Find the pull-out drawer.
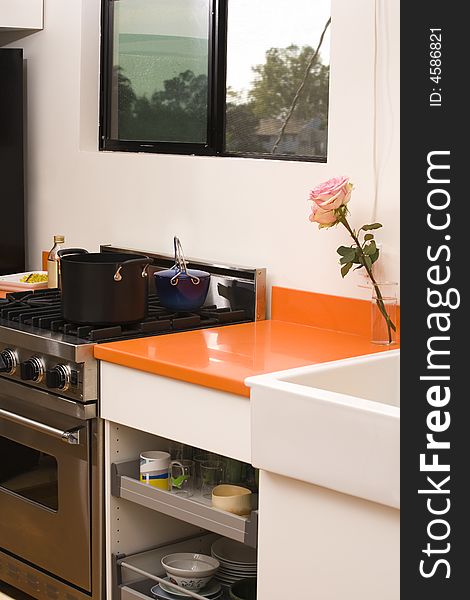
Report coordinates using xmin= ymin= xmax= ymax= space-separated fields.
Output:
xmin=115 ymin=534 xmax=233 ymax=600
xmin=112 ymin=460 xmax=258 ymax=548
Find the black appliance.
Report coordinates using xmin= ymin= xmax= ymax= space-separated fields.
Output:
xmin=0 ymin=48 xmax=25 ymax=275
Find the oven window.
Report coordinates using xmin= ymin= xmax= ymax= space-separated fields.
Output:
xmin=0 ymin=436 xmax=58 ymax=511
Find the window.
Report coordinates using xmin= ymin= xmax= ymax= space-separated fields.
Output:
xmin=100 ymin=0 xmax=331 ymax=161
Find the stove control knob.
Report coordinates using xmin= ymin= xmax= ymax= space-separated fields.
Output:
xmin=0 ymin=349 xmax=18 ymax=374
xmin=20 ymin=357 xmax=45 ymax=382
xmin=46 ymin=364 xmax=71 ymax=390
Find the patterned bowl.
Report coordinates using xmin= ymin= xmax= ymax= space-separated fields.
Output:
xmin=161 ymin=553 xmax=220 ymax=591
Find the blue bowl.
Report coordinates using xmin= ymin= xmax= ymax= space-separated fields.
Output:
xmin=155 ymin=268 xmax=211 ymax=312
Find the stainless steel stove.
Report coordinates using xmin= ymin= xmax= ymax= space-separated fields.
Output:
xmin=0 ymin=245 xmax=265 ymax=600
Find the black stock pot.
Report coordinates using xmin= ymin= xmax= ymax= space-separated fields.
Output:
xmin=57 ymin=249 xmax=150 ymax=325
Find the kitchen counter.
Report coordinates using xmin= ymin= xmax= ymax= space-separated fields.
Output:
xmin=97 ymin=288 xmax=398 ymax=459
xmin=94 ymin=320 xmax=388 ymax=397
xmin=97 ymin=288 xmax=400 ymax=600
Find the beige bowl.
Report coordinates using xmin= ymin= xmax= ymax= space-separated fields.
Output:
xmin=212 ymin=485 xmax=252 ymax=516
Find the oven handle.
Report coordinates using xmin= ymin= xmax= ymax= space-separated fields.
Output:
xmin=0 ymin=407 xmax=83 ymax=444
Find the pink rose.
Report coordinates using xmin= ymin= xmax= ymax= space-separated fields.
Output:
xmin=309 ymin=176 xmax=353 ymax=227
xmin=308 ymin=205 xmax=338 ymax=225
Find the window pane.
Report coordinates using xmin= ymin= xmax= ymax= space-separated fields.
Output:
xmin=225 ymin=0 xmax=331 ymax=159
xmin=110 ymin=0 xmax=210 ymax=143
xmin=0 ymin=436 xmax=58 ymax=511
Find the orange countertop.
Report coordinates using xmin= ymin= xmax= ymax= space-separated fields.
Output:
xmin=94 ymin=315 xmax=394 ymax=397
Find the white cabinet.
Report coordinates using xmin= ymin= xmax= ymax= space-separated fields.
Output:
xmin=0 ymin=0 xmax=43 ymax=30
xmin=249 ymin=355 xmax=400 ymax=599
xmin=100 ymin=362 xmax=259 ymax=600
xmin=104 ymin=420 xmax=259 ymax=600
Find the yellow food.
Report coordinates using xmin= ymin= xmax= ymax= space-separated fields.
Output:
xmin=20 ymin=273 xmax=48 ymax=283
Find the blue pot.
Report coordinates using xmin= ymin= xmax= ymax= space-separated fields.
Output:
xmin=155 ymin=268 xmax=211 ymax=312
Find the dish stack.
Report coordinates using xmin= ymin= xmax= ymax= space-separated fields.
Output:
xmin=211 ymin=539 xmax=257 ymax=586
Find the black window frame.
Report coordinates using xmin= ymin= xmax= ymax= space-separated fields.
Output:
xmin=99 ymin=0 xmax=328 ymax=163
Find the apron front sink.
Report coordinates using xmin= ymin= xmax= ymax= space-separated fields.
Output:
xmin=247 ymin=350 xmax=400 ymax=508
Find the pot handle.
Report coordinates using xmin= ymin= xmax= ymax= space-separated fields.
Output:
xmin=171 ymin=237 xmax=200 ymax=286
xmin=57 ymin=248 xmax=89 ymax=258
xmin=114 ymin=256 xmax=151 ymax=282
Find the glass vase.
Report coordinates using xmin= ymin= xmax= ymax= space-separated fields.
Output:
xmin=370 ymin=282 xmax=398 ymax=345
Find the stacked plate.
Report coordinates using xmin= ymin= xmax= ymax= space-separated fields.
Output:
xmin=151 ymin=578 xmax=223 ymax=600
xmin=211 ymin=538 xmax=257 ymax=586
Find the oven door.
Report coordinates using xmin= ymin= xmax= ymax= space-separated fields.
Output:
xmin=0 ymin=379 xmax=92 ymax=592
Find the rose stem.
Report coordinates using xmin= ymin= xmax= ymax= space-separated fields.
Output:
xmin=339 ymin=215 xmax=396 ymax=344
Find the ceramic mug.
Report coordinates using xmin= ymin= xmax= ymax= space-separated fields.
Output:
xmin=140 ymin=451 xmax=171 ymax=490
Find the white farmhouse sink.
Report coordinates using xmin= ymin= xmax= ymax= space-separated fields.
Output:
xmin=246 ymin=350 xmax=400 ymax=508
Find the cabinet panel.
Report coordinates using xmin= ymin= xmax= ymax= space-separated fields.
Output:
xmin=0 ymin=0 xmax=43 ymax=30
xmin=101 ymin=363 xmax=251 ymax=463
xmin=257 ymin=470 xmax=399 ymax=600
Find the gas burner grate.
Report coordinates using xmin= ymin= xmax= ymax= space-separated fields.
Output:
xmin=0 ymin=289 xmax=248 ymax=343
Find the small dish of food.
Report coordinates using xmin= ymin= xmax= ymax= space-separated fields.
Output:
xmin=0 ymin=271 xmax=48 ymax=290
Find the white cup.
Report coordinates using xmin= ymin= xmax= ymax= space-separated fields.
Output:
xmin=140 ymin=451 xmax=171 ymax=490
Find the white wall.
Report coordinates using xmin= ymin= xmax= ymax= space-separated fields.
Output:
xmin=4 ymin=0 xmax=399 ymax=303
